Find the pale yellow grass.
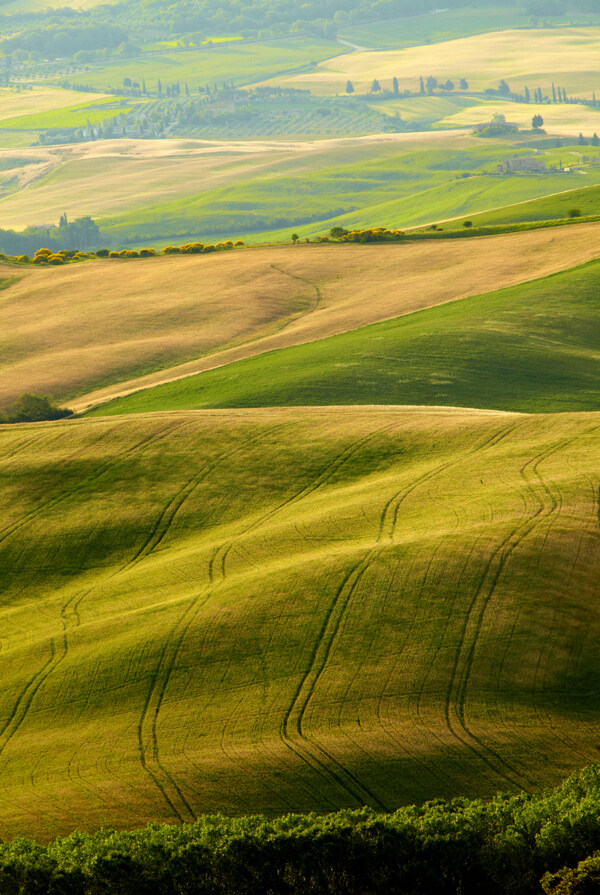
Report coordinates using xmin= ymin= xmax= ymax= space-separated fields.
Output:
xmin=0 ymin=131 xmax=468 ymax=229
xmin=2 ymin=221 xmax=600 ymax=411
xmin=0 ymin=86 xmax=111 ymax=122
xmin=440 ymin=98 xmax=600 ymax=135
xmin=257 ymin=28 xmax=600 ymax=97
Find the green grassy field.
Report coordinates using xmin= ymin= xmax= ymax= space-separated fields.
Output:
xmin=339 ymin=6 xmax=579 ymax=48
xmin=90 ymin=257 xmax=600 ymax=416
xmin=59 ymin=39 xmax=343 ymax=94
xmin=0 ymin=407 xmax=599 ymax=839
xmin=0 ymin=97 xmax=135 ymax=131
xmin=444 ymin=182 xmax=600 ymax=229
xmin=97 ymin=140 xmax=600 ymax=246
xmin=9 ymin=223 xmax=600 ymax=411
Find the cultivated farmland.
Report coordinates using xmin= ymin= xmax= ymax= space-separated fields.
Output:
xmin=94 ymin=254 xmax=600 ymax=416
xmin=0 ymin=407 xmax=598 ymax=840
xmin=2 ymin=223 xmax=600 ymax=409
xmin=257 ymin=27 xmax=600 ymax=97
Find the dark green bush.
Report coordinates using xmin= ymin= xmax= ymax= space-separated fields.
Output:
xmin=0 ymin=767 xmax=599 ymax=894
xmin=0 ymin=394 xmax=72 ymax=424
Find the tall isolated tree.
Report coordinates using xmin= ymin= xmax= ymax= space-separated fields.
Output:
xmin=419 ymin=75 xmax=425 ymax=94
xmin=345 ymin=79 xmax=354 ymax=94
xmin=524 ymin=85 xmax=531 ymax=102
xmin=552 ymin=82 xmax=557 ymax=102
xmin=370 ymin=78 xmax=381 ymax=92
xmin=459 ymin=78 xmax=468 ymax=90
xmin=392 ymin=76 xmax=399 ymax=94
xmin=532 ymin=113 xmax=544 ymax=128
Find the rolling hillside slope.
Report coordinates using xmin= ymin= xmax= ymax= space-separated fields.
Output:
xmin=92 ymin=256 xmax=600 ymax=416
xmin=2 ymin=222 xmax=600 ymax=411
xmin=0 ymin=407 xmax=599 ymax=840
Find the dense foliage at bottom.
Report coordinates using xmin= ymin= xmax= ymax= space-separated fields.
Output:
xmin=2 ymin=766 xmax=600 ymax=894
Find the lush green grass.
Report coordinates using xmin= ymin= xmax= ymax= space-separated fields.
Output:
xmin=0 ymin=97 xmax=135 ymax=131
xmin=0 ymin=407 xmax=599 ymax=839
xmin=99 ymin=140 xmax=600 ymax=245
xmin=91 ymin=258 xmax=600 ymax=416
xmin=59 ymin=39 xmax=344 ymax=93
xmin=444 ymin=182 xmax=600 ymax=229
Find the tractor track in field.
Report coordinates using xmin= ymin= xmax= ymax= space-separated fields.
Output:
xmin=142 ymin=424 xmax=396 ymax=816
xmin=3 ymin=421 xmax=289 ymax=823
xmin=528 ymin=452 xmax=600 ymax=764
xmin=269 ymin=265 xmax=322 ymax=317
xmin=208 ymin=422 xmax=394 ymax=584
xmin=442 ymin=430 xmax=596 ymax=791
xmin=0 ymin=420 xmax=181 ymax=552
xmin=135 ymin=423 xmax=291 ymax=822
xmin=280 ymin=420 xmax=521 ymax=809
xmin=0 ymin=421 xmax=188 ymax=770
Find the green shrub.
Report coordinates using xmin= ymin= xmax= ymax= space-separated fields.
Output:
xmin=0 ymin=394 xmax=72 ymax=424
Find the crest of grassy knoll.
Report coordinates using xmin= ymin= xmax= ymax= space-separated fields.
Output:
xmin=0 ymin=408 xmax=598 ymax=838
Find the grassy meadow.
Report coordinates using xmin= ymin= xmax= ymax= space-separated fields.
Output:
xmin=2 ymin=224 xmax=600 ymax=410
xmin=339 ymin=6 xmax=600 ymax=48
xmin=0 ymin=407 xmax=599 ymax=839
xmin=96 ymin=139 xmax=600 ymax=247
xmin=90 ymin=255 xmax=600 ymax=416
xmin=61 ymin=39 xmax=344 ymax=94
xmin=2 ymin=131 xmax=600 ymax=246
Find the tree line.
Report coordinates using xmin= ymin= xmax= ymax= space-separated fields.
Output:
xmin=0 ymin=765 xmax=598 ymax=893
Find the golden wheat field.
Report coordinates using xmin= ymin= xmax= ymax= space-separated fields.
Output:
xmin=258 ymin=27 xmax=600 ymax=97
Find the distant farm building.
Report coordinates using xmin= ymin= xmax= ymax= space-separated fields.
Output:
xmin=499 ymin=157 xmax=546 ymax=174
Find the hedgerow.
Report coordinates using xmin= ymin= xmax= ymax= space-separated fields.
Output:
xmin=0 ymin=767 xmax=599 ymax=894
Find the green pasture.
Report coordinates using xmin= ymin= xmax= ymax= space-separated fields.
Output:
xmin=340 ymin=6 xmax=535 ymax=48
xmin=444 ymin=181 xmax=600 ymax=228
xmin=99 ymin=143 xmax=600 ymax=246
xmin=0 ymin=97 xmax=134 ymax=131
xmin=60 ymin=39 xmax=344 ymax=93
xmin=0 ymin=408 xmax=599 ymax=838
xmin=92 ymin=257 xmax=600 ymax=416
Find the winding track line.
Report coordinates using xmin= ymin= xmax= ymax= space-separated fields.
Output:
xmin=142 ymin=425 xmax=396 ymax=814
xmin=280 ymin=420 xmax=521 ymax=808
xmin=0 ymin=420 xmax=179 ymax=551
xmin=136 ymin=423 xmax=293 ymax=821
xmin=442 ymin=432 xmax=591 ymax=790
xmin=208 ymin=423 xmax=394 ymax=584
xmin=0 ymin=421 xmax=188 ymax=777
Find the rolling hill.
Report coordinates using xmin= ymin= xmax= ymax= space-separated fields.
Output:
xmin=2 ymin=223 xmax=600 ymax=412
xmin=88 ymin=252 xmax=600 ymax=417
xmin=0 ymin=407 xmax=599 ymax=840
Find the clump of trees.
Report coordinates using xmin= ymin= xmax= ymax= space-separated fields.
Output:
xmin=328 ymin=226 xmax=405 ymax=242
xmin=0 ymin=394 xmax=72 ymax=424
xmin=0 ymin=766 xmax=599 ymax=893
